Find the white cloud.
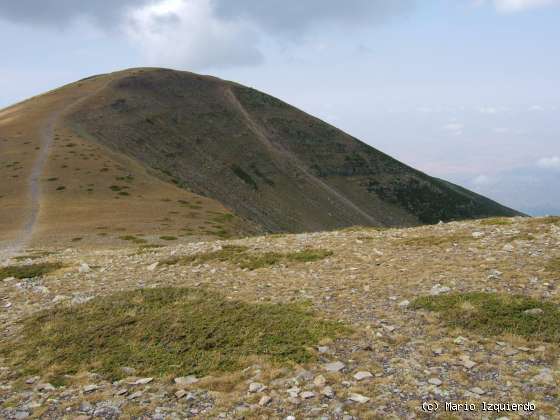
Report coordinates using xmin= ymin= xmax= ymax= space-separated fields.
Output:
xmin=443 ymin=123 xmax=464 ymax=136
xmin=493 ymin=127 xmax=510 ymax=133
xmin=472 ymin=174 xmax=492 ymax=185
xmin=537 ymin=156 xmax=560 ymax=170
xmin=479 ymin=106 xmax=497 ymax=114
xmin=529 ymin=105 xmax=545 ymax=111
xmin=124 ymin=0 xmax=262 ymax=69
xmin=475 ymin=0 xmax=560 ymax=12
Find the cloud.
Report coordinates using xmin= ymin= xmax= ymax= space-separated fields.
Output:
xmin=124 ymin=0 xmax=262 ymax=69
xmin=0 ymin=0 xmax=415 ymax=69
xmin=212 ymin=0 xmax=415 ymax=37
xmin=0 ymin=0 xmax=153 ymax=27
xmin=479 ymin=106 xmax=498 ymax=114
xmin=472 ymin=174 xmax=493 ymax=186
xmin=493 ymin=127 xmax=510 ymax=133
xmin=476 ymin=0 xmax=560 ymax=13
xmin=537 ymin=156 xmax=560 ymax=170
xmin=494 ymin=0 xmax=559 ymax=12
xmin=443 ymin=123 xmax=464 ymax=136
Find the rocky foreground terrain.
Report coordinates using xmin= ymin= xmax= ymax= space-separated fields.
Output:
xmin=1 ymin=216 xmax=559 ymax=419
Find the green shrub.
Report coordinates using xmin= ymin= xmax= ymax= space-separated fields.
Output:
xmin=412 ymin=292 xmax=560 ymax=342
xmin=0 ymin=262 xmax=63 ymax=279
xmin=2 ymin=288 xmax=344 ymax=379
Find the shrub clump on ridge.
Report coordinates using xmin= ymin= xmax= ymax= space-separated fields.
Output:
xmin=2 ymin=288 xmax=344 ymax=380
xmin=0 ymin=262 xmax=63 ymax=280
xmin=412 ymin=292 xmax=560 ymax=342
xmin=161 ymin=245 xmax=333 ymax=270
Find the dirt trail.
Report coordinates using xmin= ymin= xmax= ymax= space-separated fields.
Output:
xmin=224 ymin=88 xmax=379 ymax=225
xmin=3 ymin=83 xmax=109 ymax=261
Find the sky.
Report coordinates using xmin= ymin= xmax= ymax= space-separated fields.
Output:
xmin=0 ymin=0 xmax=559 ymax=215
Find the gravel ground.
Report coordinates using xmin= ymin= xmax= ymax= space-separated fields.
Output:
xmin=1 ymin=216 xmax=559 ymax=419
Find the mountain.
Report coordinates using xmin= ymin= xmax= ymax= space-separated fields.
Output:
xmin=0 ymin=67 xmax=521 ymax=250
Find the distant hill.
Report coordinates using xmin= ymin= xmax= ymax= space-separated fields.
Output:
xmin=0 ymin=67 xmax=521 ymax=249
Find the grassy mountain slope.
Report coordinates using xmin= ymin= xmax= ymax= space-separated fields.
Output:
xmin=0 ymin=72 xmax=257 ymax=250
xmin=67 ymin=68 xmax=521 ymax=232
xmin=0 ymin=67 xmax=521 ymax=249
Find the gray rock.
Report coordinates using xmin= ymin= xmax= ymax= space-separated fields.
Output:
xmin=353 ymin=371 xmax=373 ymax=381
xmin=259 ymin=395 xmax=272 ymax=406
xmin=430 ymin=284 xmax=451 ymax=295
xmin=79 ymin=263 xmax=91 ymax=273
xmin=287 ymin=386 xmax=300 ymax=398
xmin=249 ymin=382 xmax=265 ymax=393
xmin=36 ymin=383 xmax=55 ymax=392
xmin=470 ymin=387 xmax=485 ymax=395
xmin=79 ymin=401 xmax=93 ymax=412
xmin=313 ymin=375 xmax=327 ymax=387
xmin=296 ymin=370 xmax=314 ymax=381
xmin=83 ymin=384 xmax=99 ymax=393
xmin=398 ymin=299 xmax=410 ymax=308
xmin=174 ymin=375 xmax=198 ymax=386
xmin=121 ymin=366 xmax=136 ymax=375
xmin=128 ymin=391 xmax=143 ymax=400
xmin=25 ymin=376 xmax=40 ymax=385
xmin=300 ymin=391 xmax=315 ymax=399
xmin=175 ymin=389 xmax=188 ymax=399
xmin=321 ymin=386 xmax=335 ymax=398
xmin=348 ymin=393 xmax=370 ymax=403
xmin=324 ymin=361 xmax=345 ymax=372
xmin=134 ymin=377 xmax=153 ymax=385
xmin=532 ymin=368 xmax=555 ymax=385
xmin=523 ymin=308 xmax=544 ymax=316
xmin=428 ymin=378 xmax=442 ymax=386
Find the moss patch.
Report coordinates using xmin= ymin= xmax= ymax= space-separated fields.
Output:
xmin=412 ymin=292 xmax=560 ymax=342
xmin=2 ymin=288 xmax=343 ymax=380
xmin=0 ymin=262 xmax=63 ymax=280
xmin=162 ymin=246 xmax=333 ymax=270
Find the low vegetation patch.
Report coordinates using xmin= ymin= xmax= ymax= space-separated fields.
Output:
xmin=2 ymin=288 xmax=344 ymax=380
xmin=0 ymin=262 xmax=63 ymax=280
xmin=412 ymin=292 xmax=560 ymax=342
xmin=545 ymin=257 xmax=560 ymax=273
xmin=479 ymin=217 xmax=513 ymax=226
xmin=400 ymin=234 xmax=473 ymax=247
xmin=162 ymin=245 xmax=333 ymax=270
xmin=119 ymin=235 xmax=147 ymax=244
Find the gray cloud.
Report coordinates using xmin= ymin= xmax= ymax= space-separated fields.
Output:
xmin=0 ymin=0 xmax=415 ymax=70
xmin=0 ymin=0 xmax=154 ymax=26
xmin=0 ymin=0 xmax=414 ymax=33
xmin=213 ymin=0 xmax=415 ymax=36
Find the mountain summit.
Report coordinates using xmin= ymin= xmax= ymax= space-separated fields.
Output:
xmin=0 ymin=68 xmax=520 ymax=249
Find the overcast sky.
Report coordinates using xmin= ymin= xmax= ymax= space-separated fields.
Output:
xmin=1 ymin=0 xmax=559 ymax=215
